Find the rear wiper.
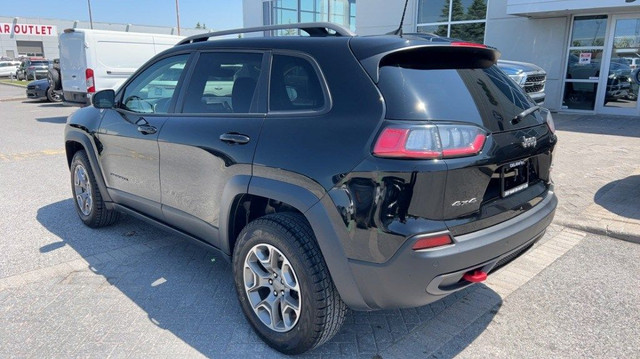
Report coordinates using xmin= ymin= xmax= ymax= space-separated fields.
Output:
xmin=512 ymin=105 xmax=540 ymax=124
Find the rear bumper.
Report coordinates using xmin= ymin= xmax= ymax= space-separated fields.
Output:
xmin=63 ymin=91 xmax=90 ymax=106
xmin=348 ymin=188 xmax=557 ymax=310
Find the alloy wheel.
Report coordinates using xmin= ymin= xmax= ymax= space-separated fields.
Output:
xmin=243 ymin=243 xmax=301 ymax=332
xmin=73 ymin=164 xmax=93 ymax=216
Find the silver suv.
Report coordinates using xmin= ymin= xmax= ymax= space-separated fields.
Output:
xmin=498 ymin=60 xmax=547 ymax=105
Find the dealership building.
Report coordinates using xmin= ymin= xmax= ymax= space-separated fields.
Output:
xmin=3 ymin=1 xmax=640 ymax=115
xmin=0 ymin=16 xmax=205 ymax=61
xmin=244 ymin=0 xmax=640 ymax=116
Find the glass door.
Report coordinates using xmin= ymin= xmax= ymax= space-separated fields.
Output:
xmin=598 ymin=15 xmax=640 ymax=115
xmin=562 ymin=16 xmax=607 ymax=112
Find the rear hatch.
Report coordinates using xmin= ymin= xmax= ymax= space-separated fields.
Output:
xmin=351 ymin=38 xmax=557 ymax=235
xmin=59 ymin=31 xmax=88 ymax=96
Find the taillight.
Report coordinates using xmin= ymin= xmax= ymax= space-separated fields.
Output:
xmin=373 ymin=124 xmax=486 ymax=159
xmin=86 ymin=68 xmax=95 ymax=93
xmin=411 ymin=233 xmax=453 ymax=250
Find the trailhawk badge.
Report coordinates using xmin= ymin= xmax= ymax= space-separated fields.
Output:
xmin=521 ymin=136 xmax=537 ymax=148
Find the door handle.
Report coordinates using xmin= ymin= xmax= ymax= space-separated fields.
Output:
xmin=137 ymin=124 xmax=157 ymax=135
xmin=220 ymin=133 xmax=250 ymax=144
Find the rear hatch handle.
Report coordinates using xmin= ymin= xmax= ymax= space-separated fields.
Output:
xmin=512 ymin=105 xmax=540 ymax=124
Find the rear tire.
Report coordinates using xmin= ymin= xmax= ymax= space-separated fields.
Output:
xmin=70 ymin=150 xmax=119 ymax=227
xmin=232 ymin=212 xmax=346 ymax=354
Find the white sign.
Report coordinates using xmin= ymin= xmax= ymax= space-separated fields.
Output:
xmin=0 ymin=23 xmax=57 ymax=36
xmin=579 ymin=52 xmax=592 ymax=65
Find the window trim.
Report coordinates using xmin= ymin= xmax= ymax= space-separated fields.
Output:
xmin=115 ymin=51 xmax=194 ymax=117
xmin=266 ymin=50 xmax=333 ymax=116
xmin=173 ymin=49 xmax=269 ymax=117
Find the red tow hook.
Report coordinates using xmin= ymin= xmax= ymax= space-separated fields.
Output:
xmin=463 ymin=270 xmax=488 ymax=283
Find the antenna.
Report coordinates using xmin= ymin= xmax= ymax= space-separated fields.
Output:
xmin=388 ymin=0 xmax=410 ymax=36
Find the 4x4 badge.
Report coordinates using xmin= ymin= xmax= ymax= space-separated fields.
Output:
xmin=521 ymin=136 xmax=537 ymax=148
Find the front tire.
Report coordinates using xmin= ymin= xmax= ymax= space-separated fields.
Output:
xmin=232 ymin=212 xmax=346 ymax=354
xmin=46 ymin=87 xmax=62 ymax=102
xmin=70 ymin=150 xmax=119 ymax=227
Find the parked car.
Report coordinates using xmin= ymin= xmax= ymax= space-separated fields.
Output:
xmin=0 ymin=60 xmax=21 ymax=77
xmin=498 ymin=60 xmax=547 ymax=105
xmin=26 ymin=78 xmax=62 ymax=102
xmin=59 ymin=28 xmax=183 ymax=105
xmin=16 ymin=58 xmax=49 ymax=81
xmin=64 ymin=23 xmax=557 ymax=354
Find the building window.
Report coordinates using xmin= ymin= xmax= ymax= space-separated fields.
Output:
xmin=267 ymin=0 xmax=356 ymax=34
xmin=416 ymin=0 xmax=487 ymax=44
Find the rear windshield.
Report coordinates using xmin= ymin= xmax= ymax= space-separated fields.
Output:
xmin=31 ymin=61 xmax=49 ymax=65
xmin=378 ymin=65 xmax=544 ymax=133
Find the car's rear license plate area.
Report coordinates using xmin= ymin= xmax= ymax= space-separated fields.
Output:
xmin=501 ymin=159 xmax=530 ymax=197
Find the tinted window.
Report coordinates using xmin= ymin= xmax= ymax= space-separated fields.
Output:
xmin=181 ymin=52 xmax=263 ymax=114
xmin=269 ymin=54 xmax=325 ymax=112
xmin=121 ymin=54 xmax=189 ymax=114
xmin=378 ymin=64 xmax=543 ymax=133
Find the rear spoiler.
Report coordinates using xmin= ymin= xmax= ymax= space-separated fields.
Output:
xmin=358 ymin=44 xmax=501 ymax=83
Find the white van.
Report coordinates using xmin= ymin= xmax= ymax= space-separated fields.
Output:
xmin=59 ymin=28 xmax=183 ymax=105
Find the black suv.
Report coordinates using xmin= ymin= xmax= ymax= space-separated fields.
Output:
xmin=64 ymin=23 xmax=557 ymax=354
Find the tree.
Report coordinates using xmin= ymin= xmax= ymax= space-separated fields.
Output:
xmin=467 ymin=0 xmax=487 ymax=20
xmin=437 ymin=0 xmax=466 ymax=37
xmin=202 ymin=23 xmax=207 ymax=29
xmin=450 ymin=0 xmax=466 ymax=21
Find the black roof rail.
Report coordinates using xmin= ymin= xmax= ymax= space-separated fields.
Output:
xmin=177 ymin=22 xmax=356 ymax=45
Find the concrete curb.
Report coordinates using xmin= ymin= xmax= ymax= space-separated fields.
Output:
xmin=0 ymin=97 xmax=26 ymax=102
xmin=556 ymin=219 xmax=640 ymax=245
xmin=0 ymin=81 xmax=27 ymax=88
xmin=555 ymin=167 xmax=640 ymax=245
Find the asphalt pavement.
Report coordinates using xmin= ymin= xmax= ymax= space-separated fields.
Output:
xmin=0 ymin=84 xmax=638 ymax=358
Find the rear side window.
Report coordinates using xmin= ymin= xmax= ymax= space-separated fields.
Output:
xmin=269 ymin=54 xmax=325 ymax=112
xmin=181 ymin=52 xmax=263 ymax=114
xmin=378 ymin=60 xmax=544 ymax=132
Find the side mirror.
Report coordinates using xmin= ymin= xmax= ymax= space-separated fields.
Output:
xmin=92 ymin=89 xmax=116 ymax=109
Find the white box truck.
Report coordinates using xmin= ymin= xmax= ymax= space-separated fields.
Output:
xmin=59 ymin=28 xmax=183 ymax=105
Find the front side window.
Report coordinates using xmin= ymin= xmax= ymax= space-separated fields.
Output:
xmin=417 ymin=0 xmax=487 ymax=44
xmin=181 ymin=52 xmax=263 ymax=114
xmin=121 ymin=54 xmax=189 ymax=114
xmin=269 ymin=54 xmax=325 ymax=112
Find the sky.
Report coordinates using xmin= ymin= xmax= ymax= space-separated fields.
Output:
xmin=1 ymin=0 xmax=244 ymax=31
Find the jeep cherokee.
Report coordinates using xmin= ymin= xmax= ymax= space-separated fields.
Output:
xmin=64 ymin=22 xmax=557 ymax=354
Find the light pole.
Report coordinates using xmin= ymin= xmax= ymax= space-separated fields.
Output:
xmin=175 ymin=0 xmax=181 ymax=35
xmin=87 ymin=0 xmax=94 ymax=29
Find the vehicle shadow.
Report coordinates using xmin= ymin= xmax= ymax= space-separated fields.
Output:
xmin=594 ymin=175 xmax=640 ymax=220
xmin=36 ymin=116 xmax=67 ymax=124
xmin=554 ymin=113 xmax=640 ymax=138
xmin=36 ymin=199 xmax=500 ymax=358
